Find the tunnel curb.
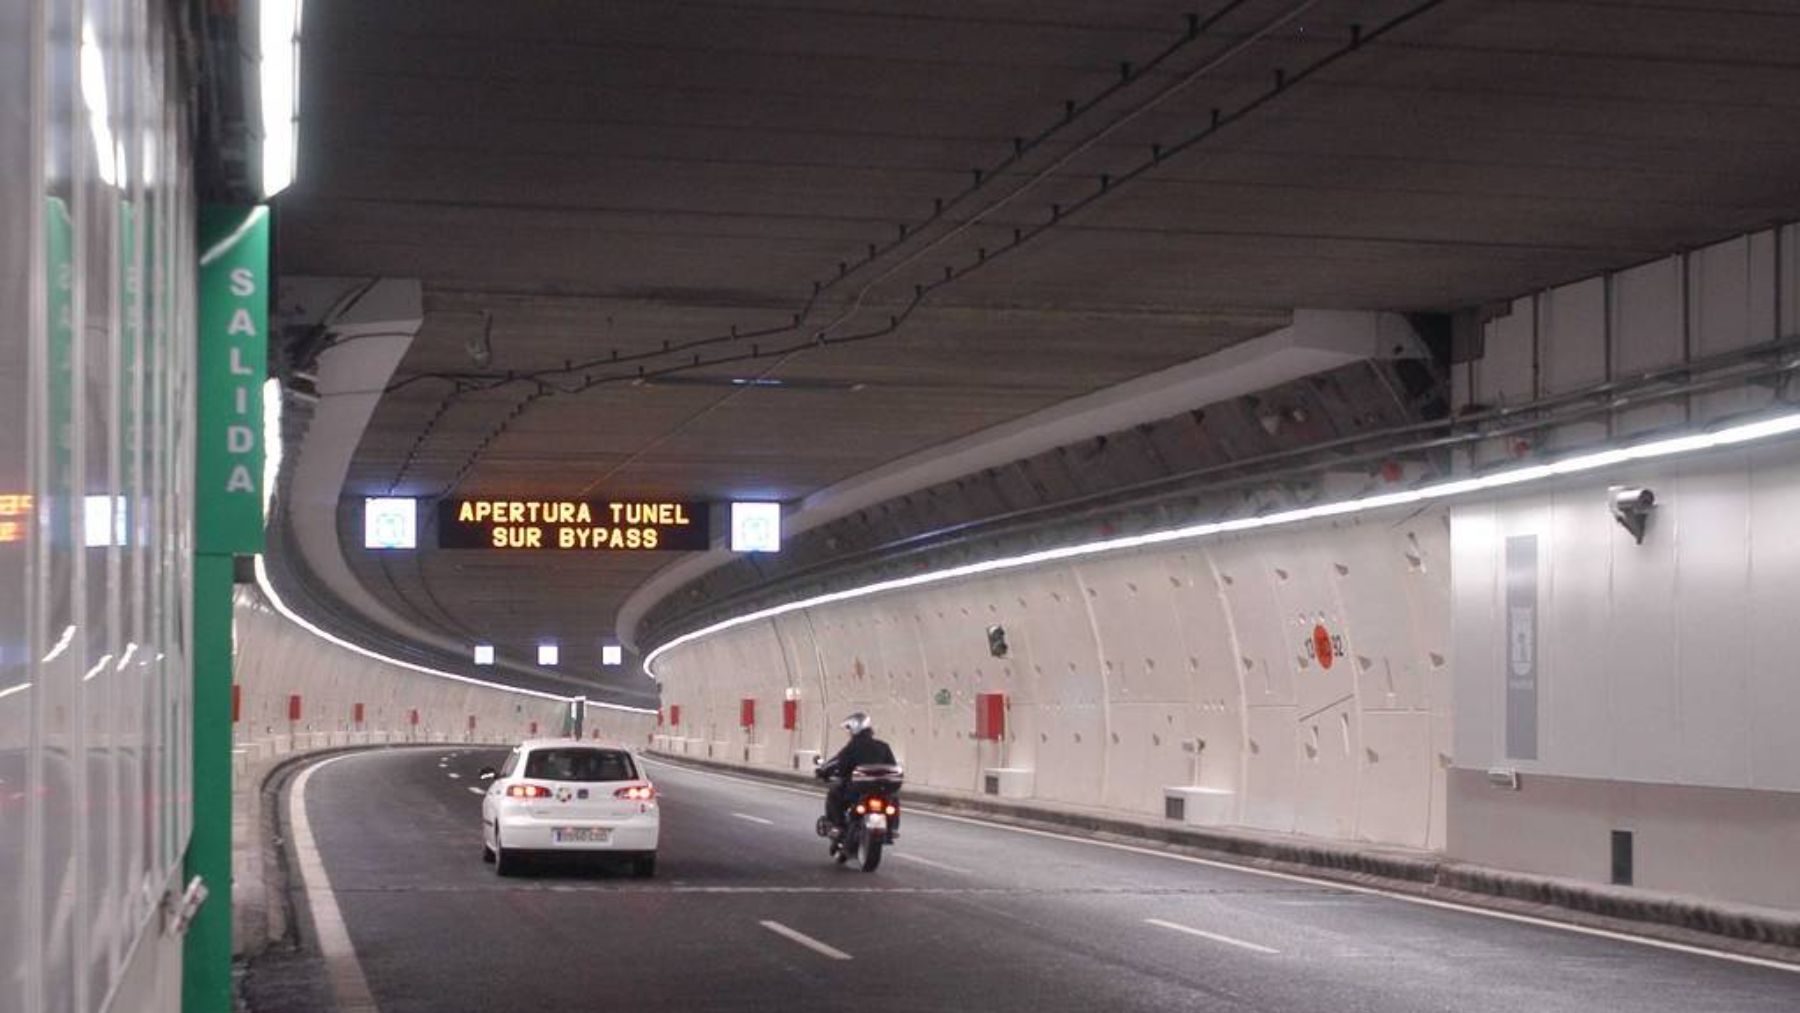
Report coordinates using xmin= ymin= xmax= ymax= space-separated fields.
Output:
xmin=646 ymin=750 xmax=1800 ymax=963
xmin=233 ymin=741 xmax=458 ymax=963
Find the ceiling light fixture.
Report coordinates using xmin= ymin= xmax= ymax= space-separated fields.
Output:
xmin=644 ymin=409 xmax=1800 ymax=681
xmin=258 ymin=0 xmax=304 ymax=197
xmin=79 ymin=18 xmax=119 ymax=186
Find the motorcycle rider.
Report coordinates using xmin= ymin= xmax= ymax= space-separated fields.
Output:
xmin=815 ymin=711 xmax=897 ymax=837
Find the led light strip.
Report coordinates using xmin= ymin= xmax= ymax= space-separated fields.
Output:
xmin=644 ymin=410 xmax=1800 ymax=680
xmin=253 ymin=555 xmax=654 ymax=714
xmin=259 ymin=0 xmax=303 ymax=198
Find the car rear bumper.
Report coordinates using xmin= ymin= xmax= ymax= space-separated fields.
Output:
xmin=493 ymin=812 xmax=659 ymax=852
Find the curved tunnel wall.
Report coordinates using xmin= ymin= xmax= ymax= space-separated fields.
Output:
xmin=230 ymin=589 xmax=654 ymax=773
xmin=654 ymin=510 xmax=1453 ymax=851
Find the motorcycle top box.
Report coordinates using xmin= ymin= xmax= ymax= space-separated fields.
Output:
xmin=817 ymin=763 xmax=904 ymax=872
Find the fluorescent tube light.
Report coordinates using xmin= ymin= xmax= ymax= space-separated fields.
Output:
xmin=644 ymin=409 xmax=1800 ymax=681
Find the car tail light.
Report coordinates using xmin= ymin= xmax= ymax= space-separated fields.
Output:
xmin=614 ymin=784 xmax=656 ymax=801
xmin=506 ymin=784 xmax=552 ymax=799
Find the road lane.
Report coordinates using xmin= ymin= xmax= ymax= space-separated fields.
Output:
xmin=242 ymin=747 xmax=1800 ymax=1013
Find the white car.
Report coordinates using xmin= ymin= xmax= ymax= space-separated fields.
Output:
xmin=479 ymin=739 xmax=660 ymax=877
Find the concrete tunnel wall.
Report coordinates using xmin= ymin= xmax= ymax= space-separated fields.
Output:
xmin=1439 ymin=219 xmax=1800 ymax=911
xmin=230 ymin=588 xmax=655 ymax=778
xmin=653 ymin=510 xmax=1454 ymax=852
xmin=1450 ymin=437 xmax=1800 ymax=911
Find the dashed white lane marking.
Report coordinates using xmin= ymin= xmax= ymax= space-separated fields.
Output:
xmin=642 ymin=757 xmax=1800 ymax=974
xmin=447 ymin=772 xmax=461 ymax=779
xmin=731 ymin=812 xmax=774 ymax=826
xmin=760 ymin=920 xmax=852 ymax=961
xmin=889 ymin=851 xmax=971 ymax=875
xmin=1146 ymin=918 xmax=1280 ymax=955
xmin=466 ymin=787 xmax=485 ymax=796
xmin=290 ymin=755 xmax=380 ymax=1012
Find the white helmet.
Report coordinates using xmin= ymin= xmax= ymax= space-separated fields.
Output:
xmin=841 ymin=711 xmax=873 ymax=735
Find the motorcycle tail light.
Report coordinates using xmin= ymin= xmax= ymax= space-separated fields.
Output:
xmin=854 ymin=803 xmax=867 ymax=814
xmin=885 ymin=803 xmax=898 ymax=815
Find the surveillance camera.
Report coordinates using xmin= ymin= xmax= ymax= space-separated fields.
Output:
xmin=1608 ymin=486 xmax=1654 ymax=544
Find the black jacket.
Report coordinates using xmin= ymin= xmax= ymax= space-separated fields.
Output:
xmin=818 ymin=729 xmax=896 ymax=781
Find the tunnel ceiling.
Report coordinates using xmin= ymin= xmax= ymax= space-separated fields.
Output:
xmin=275 ymin=0 xmax=1800 ymax=696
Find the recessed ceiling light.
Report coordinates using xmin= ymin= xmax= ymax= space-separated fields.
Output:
xmin=538 ymin=644 xmax=559 ymax=666
xmin=473 ymin=644 xmax=495 ymax=666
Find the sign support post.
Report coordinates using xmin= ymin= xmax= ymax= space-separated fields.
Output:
xmin=184 ymin=206 xmax=269 ymax=1013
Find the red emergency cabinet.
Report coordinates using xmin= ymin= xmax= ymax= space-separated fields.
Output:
xmin=670 ymin=705 xmax=681 ymax=727
xmin=287 ymin=694 xmax=302 ymax=721
xmin=781 ymin=699 xmax=798 ymax=731
xmin=740 ymin=698 xmax=757 ymax=728
xmin=353 ymin=702 xmax=364 ymax=724
xmin=975 ymin=692 xmax=1006 ymax=741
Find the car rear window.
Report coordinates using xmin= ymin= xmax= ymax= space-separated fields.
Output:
xmin=523 ymin=748 xmax=636 ymax=783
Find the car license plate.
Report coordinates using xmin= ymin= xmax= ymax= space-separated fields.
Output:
xmin=553 ymin=827 xmax=610 ymax=844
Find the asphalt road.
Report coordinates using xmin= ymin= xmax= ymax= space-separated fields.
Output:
xmin=243 ymin=747 xmax=1800 ymax=1013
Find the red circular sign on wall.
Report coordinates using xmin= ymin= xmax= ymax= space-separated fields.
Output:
xmin=1312 ymin=624 xmax=1334 ymax=670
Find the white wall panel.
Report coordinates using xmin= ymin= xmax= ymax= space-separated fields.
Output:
xmin=1540 ymin=278 xmax=1609 ymax=451
xmin=1450 ymin=504 xmax=1500 ymax=772
xmin=1602 ymin=464 xmax=1683 ymax=784
xmin=1166 ymin=551 xmax=1245 ymax=799
xmin=1610 ymin=255 xmax=1687 ymax=437
xmin=229 ymin=593 xmax=652 ymax=759
xmin=1452 ymin=435 xmax=1800 ymax=793
xmin=1542 ymin=278 xmax=1607 ymax=394
xmin=1541 ymin=489 xmax=1613 ymax=778
xmin=1746 ymin=441 xmax=1800 ymax=791
xmin=1688 ymin=234 xmax=1764 ymax=422
xmin=1672 ymin=460 xmax=1754 ymax=787
xmin=657 ymin=510 xmax=1453 ymax=849
xmin=1478 ymin=296 xmax=1537 ymax=406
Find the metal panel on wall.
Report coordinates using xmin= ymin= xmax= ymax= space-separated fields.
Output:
xmin=0 ymin=3 xmax=201 ymax=1010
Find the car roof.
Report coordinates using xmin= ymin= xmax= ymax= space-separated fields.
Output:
xmin=511 ymin=738 xmax=635 ymax=752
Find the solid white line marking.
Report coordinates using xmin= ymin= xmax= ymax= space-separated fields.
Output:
xmin=731 ymin=812 xmax=774 ymax=825
xmin=290 ymin=755 xmax=380 ymax=1012
xmin=642 ymin=758 xmax=1800 ymax=973
xmin=466 ymin=786 xmax=485 ymax=796
xmin=889 ymin=852 xmax=971 ymax=875
xmin=1146 ymin=918 xmax=1279 ymax=954
xmin=760 ymin=920 xmax=852 ymax=961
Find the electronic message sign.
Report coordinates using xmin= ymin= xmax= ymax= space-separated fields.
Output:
xmin=438 ymin=499 xmax=710 ymax=551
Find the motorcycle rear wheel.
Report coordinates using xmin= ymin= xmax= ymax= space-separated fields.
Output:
xmin=858 ymin=834 xmax=883 ymax=872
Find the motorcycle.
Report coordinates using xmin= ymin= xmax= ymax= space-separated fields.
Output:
xmin=814 ymin=761 xmax=903 ymax=871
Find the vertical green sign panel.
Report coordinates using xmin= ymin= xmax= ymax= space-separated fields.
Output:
xmin=195 ymin=206 xmax=268 ymax=555
xmin=47 ymin=198 xmax=74 ymax=561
